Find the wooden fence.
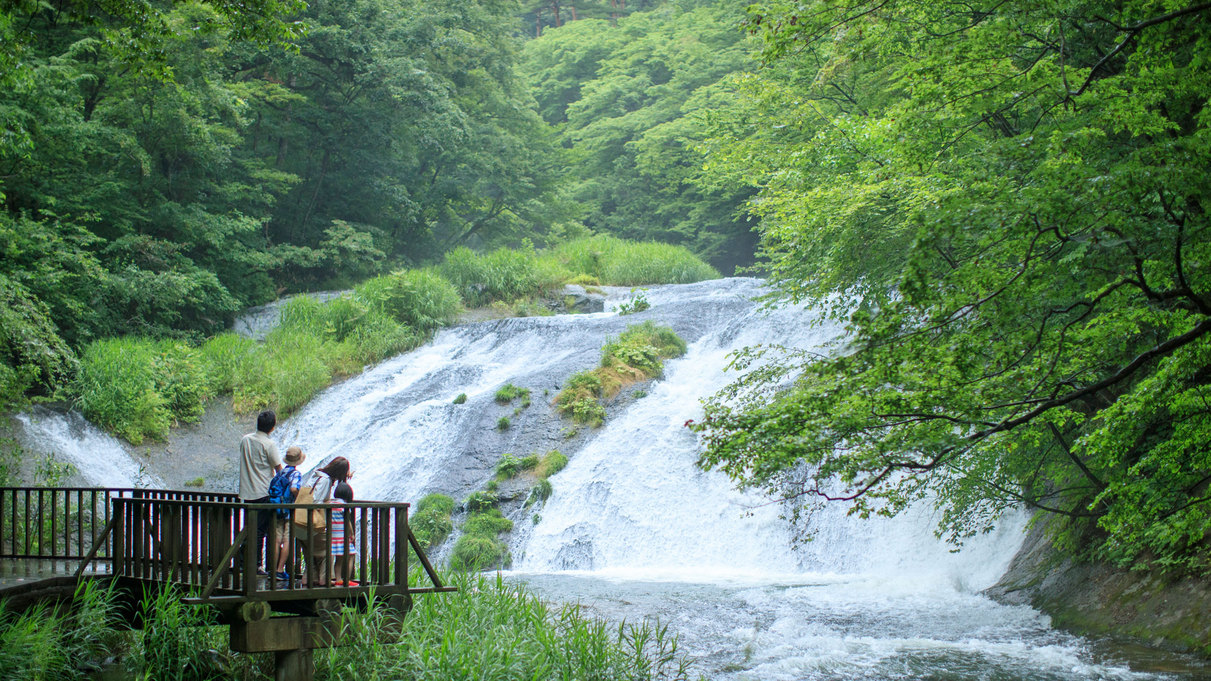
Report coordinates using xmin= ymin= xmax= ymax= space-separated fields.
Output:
xmin=0 ymin=487 xmax=450 ymax=604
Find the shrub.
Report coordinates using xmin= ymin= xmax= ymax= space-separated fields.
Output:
xmin=464 ymin=491 xmax=498 ymax=513
xmin=536 ymin=450 xmax=569 ymax=478
xmin=71 ymin=338 xmax=210 ymax=444
xmin=495 ymin=454 xmax=523 ymax=479
xmin=547 ymin=235 xmax=718 ymax=285
xmin=554 ymin=323 xmax=686 ymax=428
xmin=496 ymin=416 xmax=511 ymax=430
xmin=355 ymin=268 xmax=460 ymax=333
xmin=564 ymin=371 xmax=603 ymax=397
xmin=153 ymin=340 xmax=209 ymax=425
xmin=554 ymin=371 xmax=606 ymax=426
xmin=526 ymin=479 xmax=553 ymax=506
xmin=616 ymin=289 xmax=651 ymax=315
xmin=450 ymin=534 xmax=511 ymax=571
xmin=495 ymin=453 xmax=539 ymax=480
xmin=557 ymin=397 xmax=606 ymax=427
xmin=612 ymin=320 xmax=687 ymax=361
xmin=494 ymin=383 xmax=530 ymax=404
xmin=452 ymin=392 xmax=467 ymax=404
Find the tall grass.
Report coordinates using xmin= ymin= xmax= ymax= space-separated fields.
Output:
xmin=0 ymin=575 xmax=696 ymax=680
xmin=231 ymin=325 xmax=333 ymax=414
xmin=451 ymin=490 xmax=513 ymax=571
xmin=0 ymin=580 xmax=124 ymax=680
xmin=314 ymin=572 xmax=697 ymax=681
xmin=68 ymin=238 xmax=716 ymax=442
xmin=547 ymin=236 xmax=719 ymax=285
xmin=198 ymin=333 xmax=255 ymax=394
xmin=439 ymin=246 xmax=569 ymax=307
xmin=71 ymin=338 xmax=210 ymax=444
xmin=355 ymin=268 xmax=461 ymax=333
xmin=135 ymin=586 xmax=232 ymax=681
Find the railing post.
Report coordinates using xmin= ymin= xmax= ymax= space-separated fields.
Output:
xmin=112 ymin=498 xmax=126 ymax=577
xmin=244 ymin=505 xmax=258 ymax=598
xmin=394 ymin=505 xmax=407 ymax=588
xmin=0 ymin=489 xmax=6 ymax=557
xmin=378 ymin=508 xmax=390 ymax=586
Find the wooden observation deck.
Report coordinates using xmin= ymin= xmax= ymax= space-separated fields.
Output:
xmin=0 ymin=486 xmax=454 ymax=680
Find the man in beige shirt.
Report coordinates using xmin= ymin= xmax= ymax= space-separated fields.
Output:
xmin=238 ymin=410 xmax=282 ymax=574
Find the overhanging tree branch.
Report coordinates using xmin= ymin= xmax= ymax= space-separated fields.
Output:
xmin=1068 ymin=2 xmax=1211 ymax=98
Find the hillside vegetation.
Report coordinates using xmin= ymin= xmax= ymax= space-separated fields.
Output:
xmin=5 ymin=0 xmax=1211 ymax=578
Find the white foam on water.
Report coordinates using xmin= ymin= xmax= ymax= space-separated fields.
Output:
xmin=12 ymin=407 xmax=157 ymax=487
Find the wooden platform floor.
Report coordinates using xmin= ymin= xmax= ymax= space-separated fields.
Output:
xmin=0 ymin=558 xmax=109 ymax=587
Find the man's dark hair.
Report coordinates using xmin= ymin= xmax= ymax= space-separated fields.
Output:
xmin=257 ymin=410 xmax=277 ymax=433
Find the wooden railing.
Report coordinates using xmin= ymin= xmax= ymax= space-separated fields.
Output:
xmin=0 ymin=487 xmax=451 ymax=603
xmin=0 ymin=488 xmax=236 ymax=563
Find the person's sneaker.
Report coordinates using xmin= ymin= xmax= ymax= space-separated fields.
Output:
xmin=345 ymin=580 xmax=360 ymax=587
xmin=332 ymin=580 xmax=345 ymax=586
xmin=275 ymin=571 xmax=290 ymax=581
xmin=256 ymin=568 xmax=269 ymax=576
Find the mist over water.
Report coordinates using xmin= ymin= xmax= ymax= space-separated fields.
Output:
xmin=13 ymin=278 xmax=1210 ymax=679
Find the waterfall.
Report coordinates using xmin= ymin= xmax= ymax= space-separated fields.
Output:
xmin=11 ymin=407 xmax=158 ymax=487
xmin=12 ymin=278 xmax=1200 ymax=679
xmin=274 ymin=277 xmax=1024 ymax=590
xmin=7 ymin=278 xmax=1023 ymax=589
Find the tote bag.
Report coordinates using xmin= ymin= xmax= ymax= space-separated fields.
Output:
xmin=292 ymin=483 xmax=327 ymax=532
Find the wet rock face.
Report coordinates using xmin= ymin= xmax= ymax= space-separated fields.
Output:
xmin=558 ymin=285 xmax=606 ymax=314
xmin=985 ymin=519 xmax=1211 ymax=657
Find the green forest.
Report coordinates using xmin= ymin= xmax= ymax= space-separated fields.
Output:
xmin=4 ymin=0 xmax=1211 ymax=579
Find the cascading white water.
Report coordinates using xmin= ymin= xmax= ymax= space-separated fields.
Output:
xmin=272 ymin=278 xmax=1204 ymax=679
xmin=516 ymin=294 xmax=1022 ymax=591
xmin=10 ymin=277 xmax=1204 ymax=679
xmin=11 ymin=407 xmax=159 ymax=487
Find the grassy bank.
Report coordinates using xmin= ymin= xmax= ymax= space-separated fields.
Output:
xmin=0 ymin=572 xmax=697 ymax=680
xmin=65 ymin=237 xmax=717 ymax=444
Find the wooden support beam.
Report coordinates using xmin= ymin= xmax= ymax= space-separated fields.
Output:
xmin=230 ymin=615 xmax=342 ymax=653
xmin=274 ymin=649 xmax=314 ymax=681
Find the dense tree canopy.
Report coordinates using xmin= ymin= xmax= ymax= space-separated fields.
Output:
xmin=691 ymin=0 xmax=1211 ymax=570
xmin=519 ymin=0 xmax=761 ymax=272
xmin=0 ymin=0 xmax=563 ymax=405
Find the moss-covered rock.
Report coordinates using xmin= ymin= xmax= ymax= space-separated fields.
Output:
xmin=986 ymin=520 xmax=1211 ymax=656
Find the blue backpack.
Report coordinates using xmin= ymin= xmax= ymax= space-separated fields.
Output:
xmin=268 ymin=466 xmax=299 ymax=519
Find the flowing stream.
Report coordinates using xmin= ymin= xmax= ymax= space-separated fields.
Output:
xmin=14 ymin=278 xmax=1211 ymax=679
